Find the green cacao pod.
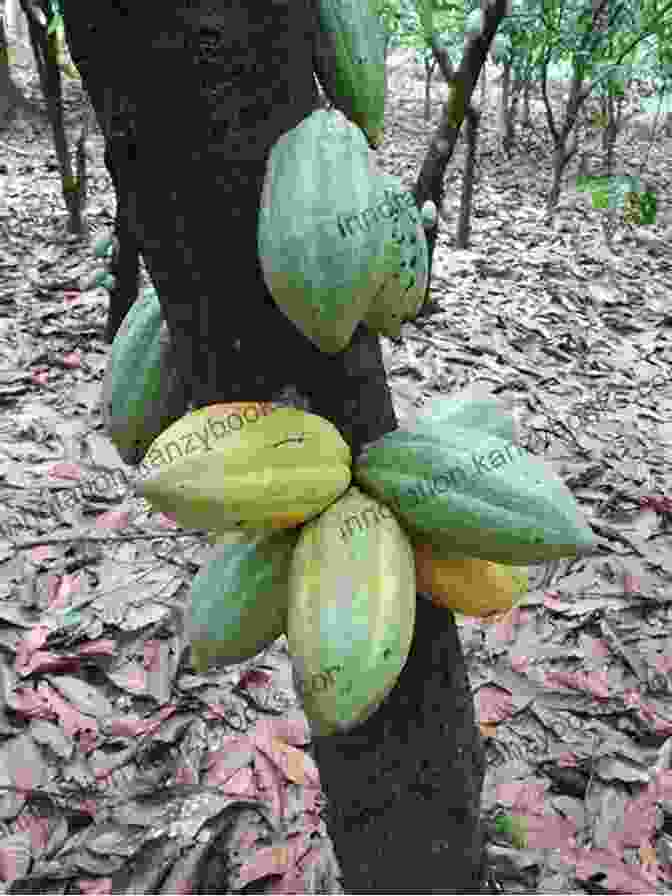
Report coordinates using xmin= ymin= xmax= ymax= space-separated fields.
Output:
xmin=314 ymin=0 xmax=386 ymax=147
xmin=287 ymin=485 xmax=416 ymax=736
xmin=138 ymin=407 xmax=352 ymax=534
xmin=188 ymin=529 xmax=300 ymax=672
xmin=362 ymin=172 xmax=429 ymax=339
xmin=101 ymin=288 xmax=186 ymax=466
xmin=258 ymin=109 xmax=393 ymax=354
xmin=354 ymin=426 xmax=597 ymax=564
xmin=414 ymin=385 xmax=520 ymax=444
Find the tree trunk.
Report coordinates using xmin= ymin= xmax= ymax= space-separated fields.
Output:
xmin=424 ymin=57 xmax=434 ymax=122
xmin=541 ymin=64 xmax=587 ymax=223
xmin=28 ymin=5 xmax=142 ymax=340
xmin=456 ymin=105 xmax=480 ymax=249
xmin=102 ymin=137 xmax=142 ymax=343
xmin=521 ymin=78 xmax=531 ymax=127
xmin=495 ymin=59 xmax=513 ymax=154
xmin=60 ymin=2 xmax=485 ymax=892
xmin=21 ymin=0 xmax=86 ymax=234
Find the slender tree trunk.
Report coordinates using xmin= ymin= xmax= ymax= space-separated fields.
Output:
xmin=496 ymin=59 xmax=513 ymax=154
xmin=456 ymin=105 xmax=480 ymax=249
xmin=541 ymin=62 xmax=587 ymax=222
xmin=521 ymin=78 xmax=531 ymax=126
xmin=60 ymin=2 xmax=486 ymax=892
xmin=424 ymin=57 xmax=434 ymax=122
xmin=21 ymin=0 xmax=86 ymax=233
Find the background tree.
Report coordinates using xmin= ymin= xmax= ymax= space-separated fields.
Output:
xmin=58 ymin=0 xmax=509 ymax=891
xmin=490 ymin=0 xmax=672 ymax=220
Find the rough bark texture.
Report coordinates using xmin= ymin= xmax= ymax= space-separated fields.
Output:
xmin=60 ymin=2 xmax=485 ymax=891
xmin=59 ymin=28 xmax=142 ymax=342
xmin=101 ymin=137 xmax=142 ymax=343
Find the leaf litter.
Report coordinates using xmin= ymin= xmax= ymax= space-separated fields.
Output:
xmin=382 ymin=58 xmax=672 ymax=895
xmin=0 ymin=50 xmax=671 ymax=895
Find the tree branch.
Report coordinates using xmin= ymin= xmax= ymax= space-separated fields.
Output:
xmin=412 ymin=0 xmax=510 ymax=303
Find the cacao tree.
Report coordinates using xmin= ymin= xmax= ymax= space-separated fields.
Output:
xmin=17 ymin=0 xmax=91 ymax=233
xmin=58 ymin=0 xmax=502 ymax=891
xmin=496 ymin=0 xmax=672 ymax=220
xmin=413 ymin=0 xmax=510 ymax=267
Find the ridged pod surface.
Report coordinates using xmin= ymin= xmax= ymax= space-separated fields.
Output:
xmin=413 ymin=387 xmax=520 ymax=445
xmin=315 ymin=0 xmax=386 ymax=147
xmin=362 ymin=173 xmax=429 ymax=339
xmin=414 ymin=541 xmax=528 ymax=618
xmin=354 ymin=426 xmax=597 ymax=564
xmin=138 ymin=407 xmax=351 ymax=534
xmin=188 ymin=530 xmax=300 ymax=673
xmin=287 ymin=485 xmax=416 ymax=736
xmin=101 ymin=288 xmax=186 ymax=466
xmin=258 ymin=109 xmax=394 ymax=354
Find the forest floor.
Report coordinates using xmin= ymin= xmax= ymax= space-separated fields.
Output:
xmin=0 ymin=49 xmax=671 ymax=895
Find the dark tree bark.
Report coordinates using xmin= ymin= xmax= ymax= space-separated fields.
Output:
xmin=60 ymin=2 xmax=485 ymax=892
xmin=61 ymin=29 xmax=142 ymax=343
xmin=101 ymin=138 xmax=142 ymax=344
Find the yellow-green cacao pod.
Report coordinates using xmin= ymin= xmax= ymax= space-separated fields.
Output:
xmin=288 ymin=485 xmax=416 ymax=736
xmin=138 ymin=407 xmax=352 ymax=534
